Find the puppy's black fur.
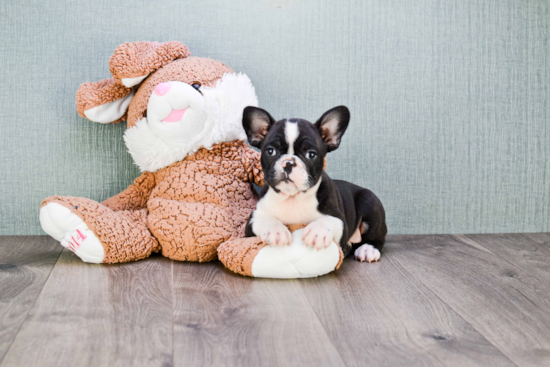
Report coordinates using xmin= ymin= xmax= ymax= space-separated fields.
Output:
xmin=243 ymin=106 xmax=387 ymax=258
xmin=331 ymin=180 xmax=387 ymax=256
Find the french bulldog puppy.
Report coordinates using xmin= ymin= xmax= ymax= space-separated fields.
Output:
xmin=242 ymin=106 xmax=387 ymax=263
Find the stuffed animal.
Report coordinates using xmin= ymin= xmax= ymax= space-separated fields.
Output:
xmin=39 ymin=41 xmax=263 ymax=264
xmin=218 ymin=224 xmax=344 ymax=278
xmin=39 ymin=41 xmax=343 ymax=278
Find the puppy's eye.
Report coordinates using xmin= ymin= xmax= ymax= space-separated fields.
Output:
xmin=266 ymin=148 xmax=277 ymax=156
xmin=306 ymin=151 xmax=318 ymax=160
xmin=192 ymin=83 xmax=202 ymax=92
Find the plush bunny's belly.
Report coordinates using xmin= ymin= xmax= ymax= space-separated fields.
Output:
xmin=145 ymin=145 xmax=260 ymax=262
xmin=147 ymin=197 xmax=235 ymax=262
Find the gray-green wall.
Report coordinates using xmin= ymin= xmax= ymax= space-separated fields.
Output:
xmin=1 ymin=0 xmax=548 ymax=235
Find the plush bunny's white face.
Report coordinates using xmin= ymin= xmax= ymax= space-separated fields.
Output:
xmin=146 ymin=81 xmax=208 ymax=144
xmin=124 ymin=73 xmax=258 ymax=172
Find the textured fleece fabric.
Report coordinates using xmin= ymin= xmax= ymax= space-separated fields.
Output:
xmin=126 ymin=57 xmax=233 ymax=128
xmin=76 ymin=78 xmax=132 ymax=123
xmin=76 ymin=41 xmax=231 ymax=127
xmin=218 ymin=224 xmax=344 ymax=277
xmin=109 ymin=41 xmax=190 ymax=81
xmin=41 ymin=197 xmax=159 ymax=264
xmin=41 ymin=140 xmax=263 ymax=264
xmin=76 ymin=57 xmax=233 ymax=127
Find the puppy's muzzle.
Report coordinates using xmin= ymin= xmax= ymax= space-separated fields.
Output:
xmin=283 ymin=160 xmax=297 ymax=174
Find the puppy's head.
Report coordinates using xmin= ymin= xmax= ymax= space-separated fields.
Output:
xmin=243 ymin=106 xmax=350 ymax=196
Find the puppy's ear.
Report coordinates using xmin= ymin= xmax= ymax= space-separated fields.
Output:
xmin=315 ymin=106 xmax=350 ymax=152
xmin=242 ymin=107 xmax=276 ymax=148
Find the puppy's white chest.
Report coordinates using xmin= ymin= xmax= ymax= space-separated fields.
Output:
xmin=255 ymin=188 xmax=322 ymax=225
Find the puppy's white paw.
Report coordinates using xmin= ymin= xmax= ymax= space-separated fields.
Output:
xmin=40 ymin=203 xmax=105 ymax=263
xmin=261 ymin=222 xmax=292 ymax=247
xmin=354 ymin=244 xmax=380 ymax=263
xmin=303 ymin=221 xmax=333 ymax=250
xmin=251 ymin=229 xmax=341 ymax=278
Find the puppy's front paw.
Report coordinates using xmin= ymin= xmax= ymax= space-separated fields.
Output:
xmin=303 ymin=221 xmax=334 ymax=250
xmin=261 ymin=223 xmax=292 ymax=247
xmin=354 ymin=244 xmax=380 ymax=263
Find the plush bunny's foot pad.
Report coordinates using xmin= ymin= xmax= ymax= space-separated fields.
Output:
xmin=40 ymin=196 xmax=160 ymax=264
xmin=40 ymin=202 xmax=105 ymax=263
xmin=218 ymin=227 xmax=343 ymax=279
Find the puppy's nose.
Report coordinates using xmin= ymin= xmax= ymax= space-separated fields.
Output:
xmin=283 ymin=160 xmax=296 ymax=174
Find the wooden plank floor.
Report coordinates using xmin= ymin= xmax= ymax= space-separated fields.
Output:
xmin=1 ymin=234 xmax=549 ymax=367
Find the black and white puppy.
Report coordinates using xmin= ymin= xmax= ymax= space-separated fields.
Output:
xmin=243 ymin=106 xmax=387 ymax=263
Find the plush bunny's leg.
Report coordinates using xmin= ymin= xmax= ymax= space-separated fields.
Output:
xmin=40 ymin=196 xmax=159 ymax=264
xmin=147 ymin=199 xmax=238 ymax=262
xmin=218 ymin=237 xmax=267 ymax=276
xmin=218 ymin=225 xmax=344 ymax=278
xmin=40 ymin=202 xmax=105 ymax=263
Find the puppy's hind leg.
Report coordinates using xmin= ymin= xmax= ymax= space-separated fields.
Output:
xmin=352 ymin=188 xmax=387 ymax=263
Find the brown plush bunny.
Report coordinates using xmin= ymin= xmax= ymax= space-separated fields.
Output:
xmin=39 ymin=41 xmax=264 ymax=264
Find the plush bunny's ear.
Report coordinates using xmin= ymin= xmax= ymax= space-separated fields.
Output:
xmin=109 ymin=41 xmax=190 ymax=87
xmin=76 ymin=78 xmax=134 ymax=124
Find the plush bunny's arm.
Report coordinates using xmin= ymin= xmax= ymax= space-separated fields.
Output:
xmin=102 ymin=171 xmax=156 ymax=211
xmin=241 ymin=145 xmax=265 ymax=187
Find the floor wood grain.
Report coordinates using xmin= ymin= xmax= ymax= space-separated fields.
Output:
xmin=0 ymin=251 xmax=173 ymax=367
xmin=299 ymin=255 xmax=516 ymax=367
xmin=1 ymin=234 xmax=549 ymax=367
xmin=463 ymin=233 xmax=550 ymax=284
xmin=389 ymin=234 xmax=550 ymax=367
xmin=0 ymin=236 xmax=62 ymax=365
xmin=172 ymin=261 xmax=345 ymax=367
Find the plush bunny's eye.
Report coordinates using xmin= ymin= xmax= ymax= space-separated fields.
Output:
xmin=192 ymin=83 xmax=201 ymax=91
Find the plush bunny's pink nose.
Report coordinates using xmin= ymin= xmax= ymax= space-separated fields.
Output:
xmin=154 ymin=82 xmax=172 ymax=96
